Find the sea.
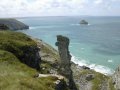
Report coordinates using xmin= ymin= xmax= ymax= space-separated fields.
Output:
xmin=18 ymin=16 xmax=120 ymax=75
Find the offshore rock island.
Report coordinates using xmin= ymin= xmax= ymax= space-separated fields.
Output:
xmin=80 ymin=20 xmax=88 ymax=25
xmin=0 ymin=20 xmax=119 ymax=90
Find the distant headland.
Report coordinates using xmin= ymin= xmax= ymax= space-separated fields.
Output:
xmin=0 ymin=18 xmax=29 ymax=30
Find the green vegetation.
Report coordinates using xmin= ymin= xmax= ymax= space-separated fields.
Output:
xmin=109 ymin=78 xmax=115 ymax=90
xmin=0 ymin=31 xmax=58 ymax=90
xmin=92 ymin=72 xmax=108 ymax=90
xmin=76 ymin=69 xmax=115 ymax=90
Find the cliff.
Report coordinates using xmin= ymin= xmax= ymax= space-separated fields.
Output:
xmin=0 ymin=18 xmax=29 ymax=30
xmin=0 ymin=31 xmax=40 ymax=70
xmin=112 ymin=66 xmax=120 ymax=90
xmin=0 ymin=31 xmax=119 ymax=90
xmin=0 ymin=31 xmax=68 ymax=90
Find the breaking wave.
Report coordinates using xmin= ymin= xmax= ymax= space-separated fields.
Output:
xmin=71 ymin=54 xmax=114 ymax=75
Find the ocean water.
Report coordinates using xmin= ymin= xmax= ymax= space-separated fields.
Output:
xmin=18 ymin=16 xmax=120 ymax=75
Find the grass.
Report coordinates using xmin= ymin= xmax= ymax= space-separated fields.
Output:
xmin=0 ymin=31 xmax=37 ymax=57
xmin=91 ymin=72 xmax=108 ymax=90
xmin=109 ymin=78 xmax=115 ymax=90
xmin=90 ymin=71 xmax=115 ymax=90
xmin=0 ymin=31 xmax=59 ymax=90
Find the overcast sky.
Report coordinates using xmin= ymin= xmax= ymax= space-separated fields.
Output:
xmin=0 ymin=0 xmax=120 ymax=17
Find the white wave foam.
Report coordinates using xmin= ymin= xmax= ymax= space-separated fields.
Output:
xmin=81 ymin=48 xmax=85 ymax=50
xmin=71 ymin=54 xmax=114 ymax=75
xmin=108 ymin=59 xmax=113 ymax=63
xmin=30 ymin=25 xmax=62 ymax=29
xmin=70 ymin=24 xmax=80 ymax=26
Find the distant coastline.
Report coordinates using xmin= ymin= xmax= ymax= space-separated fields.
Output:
xmin=0 ymin=18 xmax=29 ymax=30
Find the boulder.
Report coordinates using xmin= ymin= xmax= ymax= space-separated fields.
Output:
xmin=82 ymin=65 xmax=90 ymax=70
xmin=85 ymin=74 xmax=95 ymax=81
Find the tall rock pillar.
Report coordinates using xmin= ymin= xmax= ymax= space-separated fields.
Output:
xmin=56 ymin=35 xmax=77 ymax=90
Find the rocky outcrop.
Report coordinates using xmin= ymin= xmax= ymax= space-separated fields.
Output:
xmin=55 ymin=79 xmax=67 ymax=90
xmin=0 ymin=31 xmax=40 ymax=70
xmin=21 ymin=46 xmax=41 ymax=70
xmin=112 ymin=66 xmax=120 ymax=90
xmin=80 ymin=20 xmax=88 ymax=25
xmin=0 ymin=18 xmax=29 ymax=30
xmin=56 ymin=35 xmax=77 ymax=90
xmin=0 ymin=24 xmax=9 ymax=30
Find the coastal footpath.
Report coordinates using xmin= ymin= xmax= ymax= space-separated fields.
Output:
xmin=0 ymin=19 xmax=119 ymax=90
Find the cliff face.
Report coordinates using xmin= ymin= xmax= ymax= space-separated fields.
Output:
xmin=113 ymin=66 xmax=120 ymax=90
xmin=0 ymin=31 xmax=65 ymax=90
xmin=0 ymin=19 xmax=29 ymax=30
xmin=0 ymin=31 xmax=40 ymax=70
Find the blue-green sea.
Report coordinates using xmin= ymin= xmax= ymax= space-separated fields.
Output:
xmin=18 ymin=16 xmax=120 ymax=75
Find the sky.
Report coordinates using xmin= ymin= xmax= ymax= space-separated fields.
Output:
xmin=0 ymin=0 xmax=120 ymax=17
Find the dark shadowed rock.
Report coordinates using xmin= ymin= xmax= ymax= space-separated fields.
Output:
xmin=82 ymin=65 xmax=90 ymax=70
xmin=22 ymin=46 xmax=41 ymax=70
xmin=86 ymin=74 xmax=95 ymax=81
xmin=0 ymin=18 xmax=29 ymax=30
xmin=0 ymin=24 xmax=9 ymax=30
xmin=55 ymin=79 xmax=67 ymax=90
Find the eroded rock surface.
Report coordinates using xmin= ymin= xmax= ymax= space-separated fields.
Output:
xmin=56 ymin=35 xmax=77 ymax=90
xmin=113 ymin=66 xmax=120 ymax=90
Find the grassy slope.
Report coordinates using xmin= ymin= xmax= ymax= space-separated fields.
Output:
xmin=0 ymin=31 xmax=57 ymax=90
xmin=0 ymin=31 xmax=36 ymax=57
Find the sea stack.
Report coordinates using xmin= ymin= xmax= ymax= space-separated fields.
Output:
xmin=80 ymin=20 xmax=88 ymax=25
xmin=56 ymin=35 xmax=77 ymax=90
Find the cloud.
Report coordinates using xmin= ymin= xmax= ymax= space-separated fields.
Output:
xmin=0 ymin=0 xmax=119 ymax=17
xmin=94 ymin=0 xmax=103 ymax=4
